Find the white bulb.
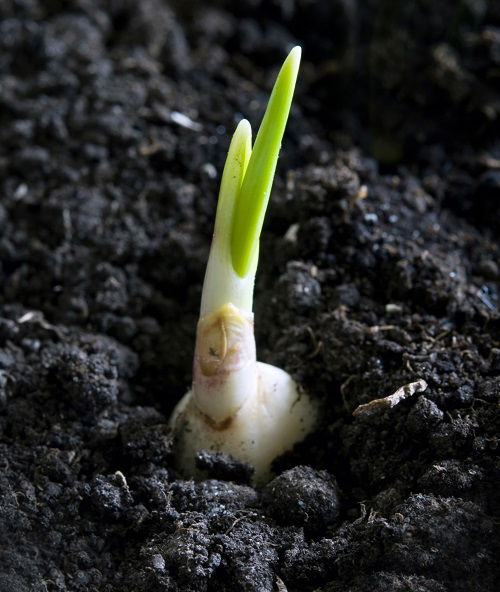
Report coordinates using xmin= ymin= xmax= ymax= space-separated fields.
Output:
xmin=170 ymin=358 xmax=317 ymax=483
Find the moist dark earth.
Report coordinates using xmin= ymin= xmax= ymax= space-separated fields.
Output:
xmin=0 ymin=1 xmax=499 ymax=591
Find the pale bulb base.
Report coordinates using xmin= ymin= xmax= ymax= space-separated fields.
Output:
xmin=169 ymin=362 xmax=317 ymax=483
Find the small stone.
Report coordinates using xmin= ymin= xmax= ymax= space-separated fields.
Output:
xmin=152 ymin=554 xmax=165 ymax=570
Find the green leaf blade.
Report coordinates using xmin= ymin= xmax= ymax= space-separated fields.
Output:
xmin=231 ymin=46 xmax=301 ymax=278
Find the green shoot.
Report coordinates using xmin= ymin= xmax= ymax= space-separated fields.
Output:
xmin=231 ymin=46 xmax=301 ymax=278
xmin=200 ymin=46 xmax=301 ymax=318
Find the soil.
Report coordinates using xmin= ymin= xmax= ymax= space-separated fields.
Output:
xmin=0 ymin=1 xmax=499 ymax=591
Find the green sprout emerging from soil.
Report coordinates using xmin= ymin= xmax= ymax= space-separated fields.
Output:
xmin=169 ymin=47 xmax=317 ymax=483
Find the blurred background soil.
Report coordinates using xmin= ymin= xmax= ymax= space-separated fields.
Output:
xmin=0 ymin=1 xmax=498 ymax=591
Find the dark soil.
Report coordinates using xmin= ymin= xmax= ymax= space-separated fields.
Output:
xmin=0 ymin=1 xmax=499 ymax=591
